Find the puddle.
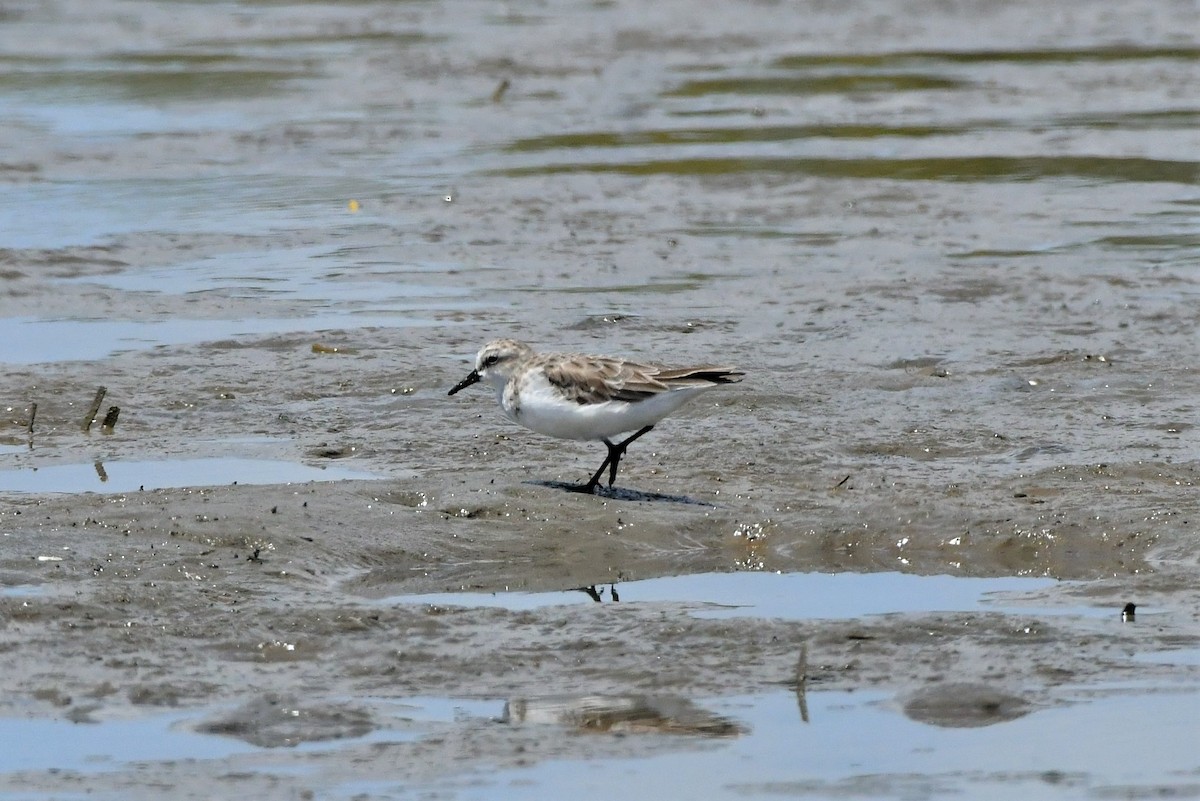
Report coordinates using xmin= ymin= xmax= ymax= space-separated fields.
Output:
xmin=0 ymin=176 xmax=382 ymax=250
xmin=1134 ymin=648 xmax=1200 ymax=666
xmin=412 ymin=687 xmax=1200 ymax=801
xmin=192 ymin=695 xmax=497 ymax=750
xmin=6 ymin=686 xmax=1196 ymax=798
xmin=63 ymin=248 xmax=475 ymax=307
xmin=0 ymin=457 xmax=377 ymax=494
xmin=0 ymin=696 xmax=497 ymax=777
xmin=3 ymin=244 xmax=486 ymax=364
xmin=0 ymin=313 xmax=445 ymax=365
xmin=0 ymin=711 xmax=260 ymax=774
xmin=0 ymin=584 xmax=43 ymax=598
xmin=387 ymin=571 xmax=1070 ymax=621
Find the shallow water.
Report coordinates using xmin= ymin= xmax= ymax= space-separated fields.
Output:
xmin=442 ymin=688 xmax=1200 ymax=801
xmin=1 ymin=314 xmax=444 ymax=364
xmin=390 ymin=571 xmax=1073 ymax=620
xmin=1134 ymin=648 xmax=1200 ymax=667
xmin=6 ymin=687 xmax=1196 ymax=800
xmin=0 ymin=712 xmax=260 ymax=774
xmin=0 ymin=697 xmax=498 ymax=776
xmin=1 ymin=0 xmax=1199 ymax=799
xmin=0 ymin=457 xmax=376 ymax=494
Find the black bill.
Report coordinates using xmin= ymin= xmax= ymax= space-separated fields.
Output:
xmin=448 ymin=370 xmax=481 ymax=396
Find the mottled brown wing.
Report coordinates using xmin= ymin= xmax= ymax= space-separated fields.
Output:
xmin=545 ymin=357 xmax=744 ymax=404
xmin=544 ymin=357 xmax=668 ymax=404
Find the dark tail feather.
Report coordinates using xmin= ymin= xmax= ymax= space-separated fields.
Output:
xmin=656 ymin=366 xmax=745 ymax=386
xmin=696 ymin=368 xmax=744 ymax=385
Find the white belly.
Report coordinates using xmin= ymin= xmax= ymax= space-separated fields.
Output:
xmin=499 ymin=378 xmax=707 ymax=441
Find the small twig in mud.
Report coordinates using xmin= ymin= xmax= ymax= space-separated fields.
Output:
xmin=247 ymin=547 xmax=262 ymax=563
xmin=100 ymin=406 xmax=120 ymax=432
xmin=27 ymin=402 xmax=37 ymax=435
xmin=834 ymin=474 xmax=851 ymax=488
xmin=82 ymin=386 xmax=107 ymax=431
xmin=491 ymin=78 xmax=510 ymax=103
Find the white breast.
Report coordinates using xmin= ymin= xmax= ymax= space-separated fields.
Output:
xmin=499 ymin=371 xmax=709 ymax=441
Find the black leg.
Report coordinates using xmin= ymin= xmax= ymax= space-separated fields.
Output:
xmin=581 ymin=442 xmax=617 ymax=493
xmin=579 ymin=425 xmax=654 ymax=493
xmin=607 ymin=425 xmax=654 ymax=486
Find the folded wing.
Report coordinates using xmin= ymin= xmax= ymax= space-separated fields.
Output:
xmin=545 ymin=356 xmax=744 ymax=405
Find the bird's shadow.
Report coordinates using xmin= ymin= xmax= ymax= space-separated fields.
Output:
xmin=528 ymin=480 xmax=714 ymax=507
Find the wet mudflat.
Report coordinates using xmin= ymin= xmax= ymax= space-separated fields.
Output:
xmin=2 ymin=0 xmax=1200 ymax=798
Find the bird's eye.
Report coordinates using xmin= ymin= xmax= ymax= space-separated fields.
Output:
xmin=482 ymin=353 xmax=499 ymax=367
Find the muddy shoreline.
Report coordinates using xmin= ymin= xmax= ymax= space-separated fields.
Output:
xmin=3 ymin=458 xmax=1198 ymax=797
xmin=3 ymin=334 xmax=1198 ymax=796
xmin=3 ymin=0 xmax=1200 ymax=796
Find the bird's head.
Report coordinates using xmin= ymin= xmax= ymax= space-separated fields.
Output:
xmin=448 ymin=339 xmax=534 ymax=395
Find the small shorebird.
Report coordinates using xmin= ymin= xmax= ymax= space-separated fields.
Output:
xmin=448 ymin=338 xmax=744 ymax=493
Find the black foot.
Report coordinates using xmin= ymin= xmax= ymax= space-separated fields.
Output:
xmin=581 ymin=425 xmax=654 ymax=491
